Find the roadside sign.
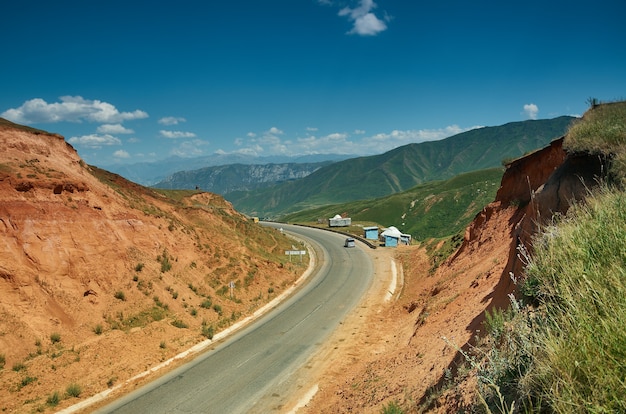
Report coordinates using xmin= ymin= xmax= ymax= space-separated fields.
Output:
xmin=285 ymin=250 xmax=306 ymax=262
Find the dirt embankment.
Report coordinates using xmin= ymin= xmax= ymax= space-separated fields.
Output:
xmin=0 ymin=121 xmax=305 ymax=413
xmin=300 ymin=136 xmax=608 ymax=413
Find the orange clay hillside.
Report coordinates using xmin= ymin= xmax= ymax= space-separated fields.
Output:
xmin=0 ymin=118 xmax=306 ymax=413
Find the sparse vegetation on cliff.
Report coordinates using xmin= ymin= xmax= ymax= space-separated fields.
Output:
xmin=565 ymin=101 xmax=626 ymax=183
xmin=470 ymin=102 xmax=626 ymax=413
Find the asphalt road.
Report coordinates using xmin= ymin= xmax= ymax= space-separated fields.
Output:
xmin=95 ymin=223 xmax=373 ymax=414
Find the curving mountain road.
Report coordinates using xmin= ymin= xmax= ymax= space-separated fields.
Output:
xmin=95 ymin=223 xmax=374 ymax=414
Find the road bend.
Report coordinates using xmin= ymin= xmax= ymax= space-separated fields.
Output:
xmin=95 ymin=223 xmax=373 ymax=414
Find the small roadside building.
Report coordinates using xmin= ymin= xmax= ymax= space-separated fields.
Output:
xmin=400 ymin=233 xmax=412 ymax=245
xmin=381 ymin=226 xmax=402 ymax=247
xmin=363 ymin=226 xmax=379 ymax=240
xmin=329 ymin=214 xmax=351 ymax=227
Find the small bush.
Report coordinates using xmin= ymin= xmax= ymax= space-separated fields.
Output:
xmin=20 ymin=376 xmax=37 ymax=388
xmin=50 ymin=332 xmax=61 ymax=344
xmin=200 ymin=298 xmax=212 ymax=309
xmin=46 ymin=391 xmax=61 ymax=407
xmin=159 ymin=341 xmax=167 ymax=349
xmin=12 ymin=362 xmax=26 ymax=372
xmin=213 ymin=304 xmax=223 ymax=316
xmin=0 ymin=353 xmax=5 ymax=369
xmin=93 ymin=324 xmax=103 ymax=335
xmin=134 ymin=262 xmax=144 ymax=272
xmin=201 ymin=324 xmax=214 ymax=340
xmin=158 ymin=249 xmax=172 ymax=273
xmin=153 ymin=296 xmax=168 ymax=310
xmin=66 ymin=383 xmax=82 ymax=398
xmin=381 ymin=401 xmax=404 ymax=414
xmin=171 ymin=319 xmax=188 ymax=329
xmin=114 ymin=291 xmax=126 ymax=301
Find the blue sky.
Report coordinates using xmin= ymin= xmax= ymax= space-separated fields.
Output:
xmin=2 ymin=0 xmax=625 ymax=167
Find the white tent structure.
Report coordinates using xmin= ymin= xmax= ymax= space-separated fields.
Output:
xmin=381 ymin=226 xmax=403 ymax=247
xmin=329 ymin=214 xmax=351 ymax=227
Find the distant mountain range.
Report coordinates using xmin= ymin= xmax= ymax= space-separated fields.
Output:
xmin=224 ymin=116 xmax=575 ymax=217
xmin=101 ymin=153 xmax=354 ymax=186
xmin=153 ymin=161 xmax=334 ymax=193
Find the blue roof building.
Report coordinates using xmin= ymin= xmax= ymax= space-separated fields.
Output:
xmin=363 ymin=226 xmax=378 ymax=240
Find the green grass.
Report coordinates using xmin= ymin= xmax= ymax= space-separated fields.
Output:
xmin=472 ymin=187 xmax=626 ymax=413
xmin=171 ymin=319 xmax=188 ymax=329
xmin=65 ymin=383 xmax=82 ymax=398
xmin=565 ymin=101 xmax=626 ymax=183
xmin=521 ymin=188 xmax=626 ymax=412
xmin=12 ymin=362 xmax=26 ymax=372
xmin=46 ymin=391 xmax=61 ymax=407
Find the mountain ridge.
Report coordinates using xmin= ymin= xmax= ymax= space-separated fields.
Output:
xmin=153 ymin=161 xmax=334 ymax=193
xmin=226 ymin=116 xmax=575 ymax=217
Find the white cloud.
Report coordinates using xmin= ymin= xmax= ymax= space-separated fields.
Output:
xmin=306 ymin=127 xmax=318 ymax=132
xmin=158 ymin=116 xmax=186 ymax=126
xmin=354 ymin=129 xmax=366 ymax=134
xmin=228 ymin=124 xmax=479 ymax=158
xmin=523 ymin=103 xmax=539 ymax=120
xmin=160 ymin=130 xmax=197 ymax=139
xmin=338 ymin=0 xmax=388 ymax=36
xmin=170 ymin=139 xmax=210 ymax=157
xmin=67 ymin=134 xmax=122 ymax=148
xmin=97 ymin=123 xmax=134 ymax=134
xmin=1 ymin=96 xmax=148 ymax=124
xmin=267 ymin=126 xmax=284 ymax=135
xmin=113 ymin=150 xmax=130 ymax=159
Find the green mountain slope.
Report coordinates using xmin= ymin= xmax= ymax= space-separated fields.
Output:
xmin=282 ymin=167 xmax=504 ymax=240
xmin=226 ymin=116 xmax=574 ymax=217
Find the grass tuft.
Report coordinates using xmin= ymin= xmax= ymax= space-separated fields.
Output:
xmin=65 ymin=382 xmax=82 ymax=398
xmin=565 ymin=101 xmax=626 ymax=183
